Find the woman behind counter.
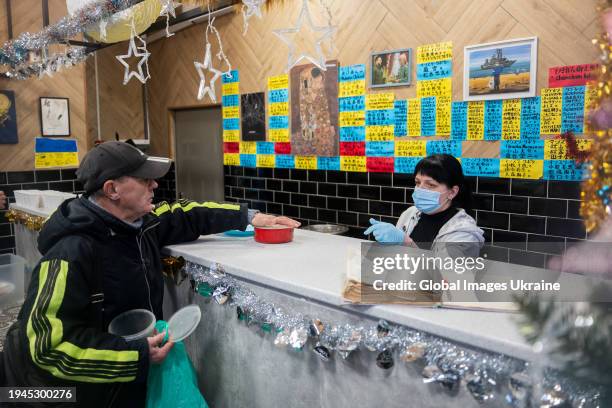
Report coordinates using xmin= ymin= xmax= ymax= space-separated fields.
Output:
xmin=364 ymin=154 xmax=484 ymax=257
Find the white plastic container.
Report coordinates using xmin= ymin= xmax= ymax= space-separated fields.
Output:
xmin=40 ymin=190 xmax=76 ymax=211
xmin=13 ymin=190 xmax=42 ymax=209
xmin=0 ymin=254 xmax=25 ymax=308
xmin=108 ymin=305 xmax=201 ymax=342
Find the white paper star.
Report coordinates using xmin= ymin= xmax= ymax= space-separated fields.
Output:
xmin=115 ymin=33 xmax=151 ymax=85
xmin=241 ymin=0 xmax=265 ymax=35
xmin=272 ymin=0 xmax=336 ymax=72
xmin=194 ymin=43 xmax=222 ymax=102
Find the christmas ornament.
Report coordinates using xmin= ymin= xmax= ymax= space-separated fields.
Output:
xmin=272 ymin=0 xmax=335 ymax=72
xmin=241 ymin=0 xmax=265 ymax=35
xmin=160 ymin=0 xmax=178 ymax=37
xmin=194 ymin=43 xmax=222 ymax=102
xmin=115 ymin=19 xmax=151 ymax=85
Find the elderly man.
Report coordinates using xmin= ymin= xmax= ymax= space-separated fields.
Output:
xmin=2 ymin=141 xmax=299 ymax=407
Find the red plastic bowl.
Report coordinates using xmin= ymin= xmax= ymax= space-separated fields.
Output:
xmin=254 ymin=226 xmax=294 ymax=244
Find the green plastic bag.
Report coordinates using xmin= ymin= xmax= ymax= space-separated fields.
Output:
xmin=146 ymin=321 xmax=208 ymax=408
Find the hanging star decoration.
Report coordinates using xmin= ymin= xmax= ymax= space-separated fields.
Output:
xmin=115 ymin=20 xmax=151 ymax=85
xmin=194 ymin=42 xmax=222 ymax=102
xmin=160 ymin=0 xmax=177 ymax=37
xmin=241 ymin=0 xmax=265 ymax=35
xmin=272 ymin=0 xmax=336 ymax=72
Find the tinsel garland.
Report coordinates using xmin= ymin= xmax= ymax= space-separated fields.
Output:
xmin=581 ymin=0 xmax=612 ymax=232
xmin=5 ymin=208 xmax=46 ymax=232
xmin=0 ymin=0 xmax=142 ymax=79
xmin=185 ymin=260 xmax=603 ymax=406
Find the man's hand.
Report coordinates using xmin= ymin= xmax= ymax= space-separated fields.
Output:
xmin=251 ymin=213 xmax=301 ymax=228
xmin=0 ymin=191 xmax=6 ymax=210
xmin=147 ymin=332 xmax=174 ymax=364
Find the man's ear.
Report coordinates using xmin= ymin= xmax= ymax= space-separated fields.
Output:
xmin=102 ymin=180 xmax=120 ymax=201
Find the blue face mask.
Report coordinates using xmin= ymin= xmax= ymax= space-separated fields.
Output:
xmin=412 ymin=187 xmax=443 ymax=214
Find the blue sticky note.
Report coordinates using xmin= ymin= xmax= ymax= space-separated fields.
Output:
xmin=520 ymin=97 xmax=541 ymax=139
xmin=394 ymin=100 xmax=407 ymax=137
xmin=462 ymin=158 xmax=500 ymax=177
xmin=544 ymin=160 xmax=588 ymax=181
xmin=35 ymin=138 xmax=78 ymax=153
xmin=451 ymin=101 xmax=468 ymax=140
xmin=276 ymin=155 xmax=295 ymax=168
xmin=222 ymin=70 xmax=239 ymax=83
xmin=421 ymin=97 xmax=436 ymax=136
xmin=339 ymin=64 xmax=366 ymax=82
xmin=318 ymin=156 xmax=340 ymax=170
xmin=223 ymin=118 xmax=240 ymax=130
xmin=339 ymin=126 xmax=366 ymax=142
xmin=561 ymin=86 xmax=585 ymax=133
xmin=416 ymin=60 xmax=452 ymax=81
xmin=240 ymin=154 xmax=256 ymax=167
xmin=269 ymin=115 xmax=289 ymax=129
xmin=256 ymin=142 xmax=274 ymax=155
xmin=222 ymin=94 xmax=240 ymax=107
xmin=366 ymin=141 xmax=394 ymax=157
xmin=339 ymin=95 xmax=365 ymax=112
xmin=394 ymin=157 xmax=422 ymax=174
xmin=365 ymin=109 xmax=394 ymax=126
xmin=426 ymin=140 xmax=462 ymax=157
xmin=484 ymin=100 xmax=502 ymax=140
xmin=500 ymin=140 xmax=545 ymax=160
xmin=268 ymin=89 xmax=289 ymax=103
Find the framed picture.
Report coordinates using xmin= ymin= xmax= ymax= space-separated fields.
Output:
xmin=369 ymin=49 xmax=412 ymax=88
xmin=0 ymin=90 xmax=18 ymax=144
xmin=39 ymin=97 xmax=70 ymax=136
xmin=463 ymin=37 xmax=538 ymax=101
xmin=240 ymin=92 xmax=266 ymax=141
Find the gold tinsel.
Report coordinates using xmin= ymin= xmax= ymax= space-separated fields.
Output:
xmin=162 ymin=255 xmax=187 ymax=284
xmin=581 ymin=1 xmax=612 ymax=232
xmin=5 ymin=208 xmax=46 ymax=232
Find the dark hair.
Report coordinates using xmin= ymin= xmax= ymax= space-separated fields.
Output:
xmin=311 ymin=67 xmax=322 ymax=78
xmin=413 ymin=154 xmax=473 ymax=211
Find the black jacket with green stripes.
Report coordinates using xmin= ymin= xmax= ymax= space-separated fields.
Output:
xmin=3 ymin=196 xmax=247 ymax=407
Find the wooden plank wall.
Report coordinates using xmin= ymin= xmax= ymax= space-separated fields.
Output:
xmin=0 ymin=0 xmax=87 ymax=171
xmin=124 ymin=0 xmax=600 ymax=158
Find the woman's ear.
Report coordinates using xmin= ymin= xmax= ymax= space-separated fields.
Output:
xmin=102 ymin=180 xmax=120 ymax=201
xmin=449 ymin=185 xmax=460 ymax=200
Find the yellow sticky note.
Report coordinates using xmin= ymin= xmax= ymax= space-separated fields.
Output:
xmin=269 ymin=102 xmax=289 ymax=116
xmin=544 ymin=139 xmax=592 ymax=160
xmin=436 ymin=95 xmax=451 ymax=136
xmin=501 ymin=99 xmax=521 ymax=140
xmin=540 ymin=88 xmax=563 ymax=135
xmin=417 ymin=77 xmax=452 ymax=98
xmin=222 ymin=82 xmax=239 ymax=96
xmin=339 ymin=111 xmax=365 ymax=127
xmin=239 ymin=142 xmax=256 ymax=154
xmin=268 ymin=74 xmax=289 ymax=90
xmin=35 ymin=152 xmax=79 ymax=169
xmin=416 ymin=41 xmax=453 ymax=64
xmin=295 ymin=155 xmax=317 ymax=170
xmin=365 ymin=125 xmax=394 ymax=141
xmin=340 ymin=156 xmax=367 ymax=172
xmin=365 ymin=93 xmax=394 ymax=110
xmin=222 ymin=106 xmax=240 ymax=119
xmin=584 ymin=85 xmax=597 ymax=133
xmin=223 ymin=153 xmax=240 ymax=166
xmin=500 ymin=159 xmax=543 ymax=179
xmin=223 ymin=130 xmax=240 ymax=142
xmin=339 ymin=80 xmax=365 ymax=97
xmin=407 ymin=98 xmax=421 ymax=137
xmin=256 ymin=154 xmax=275 ymax=168
xmin=269 ymin=128 xmax=289 ymax=142
xmin=395 ymin=140 xmax=426 ymax=157
xmin=467 ymin=101 xmax=484 ymax=140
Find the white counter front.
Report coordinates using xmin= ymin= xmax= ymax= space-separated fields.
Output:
xmin=165 ymin=229 xmax=533 ymax=361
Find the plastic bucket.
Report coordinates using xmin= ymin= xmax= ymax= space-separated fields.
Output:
xmin=108 ymin=309 xmax=156 ymax=341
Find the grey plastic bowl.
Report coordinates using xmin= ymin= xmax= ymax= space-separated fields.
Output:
xmin=301 ymin=224 xmax=349 ymax=235
xmin=108 ymin=309 xmax=156 ymax=341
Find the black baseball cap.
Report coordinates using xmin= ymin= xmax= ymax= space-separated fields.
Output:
xmin=76 ymin=141 xmax=172 ymax=194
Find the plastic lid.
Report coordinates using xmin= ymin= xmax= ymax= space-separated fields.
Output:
xmin=167 ymin=305 xmax=201 ymax=342
xmin=108 ymin=309 xmax=156 ymax=342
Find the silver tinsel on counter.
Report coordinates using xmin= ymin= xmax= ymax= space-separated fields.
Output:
xmin=186 ymin=261 xmax=603 ymax=407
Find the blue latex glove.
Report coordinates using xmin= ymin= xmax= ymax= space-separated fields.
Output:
xmin=363 ymin=218 xmax=405 ymax=244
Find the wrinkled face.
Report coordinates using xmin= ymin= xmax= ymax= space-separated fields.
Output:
xmin=114 ymin=176 xmax=158 ymax=219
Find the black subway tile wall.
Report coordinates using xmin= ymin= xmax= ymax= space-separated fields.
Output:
xmin=223 ymin=166 xmax=591 ymax=264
